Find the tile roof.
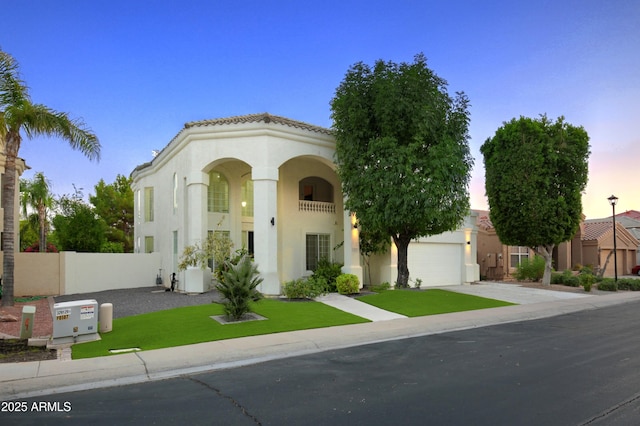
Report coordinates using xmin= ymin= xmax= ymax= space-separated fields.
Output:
xmin=472 ymin=209 xmax=493 ymax=230
xmin=184 ymin=113 xmax=333 ymax=136
xmin=618 ymin=210 xmax=640 ymax=220
xmin=582 ymin=221 xmax=612 ymax=241
xmin=131 ymin=113 xmax=332 ymax=176
xmin=585 ymin=216 xmax=640 ymax=229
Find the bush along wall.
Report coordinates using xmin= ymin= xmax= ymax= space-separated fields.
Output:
xmin=599 ymin=278 xmax=640 ymax=292
xmin=336 ymin=274 xmax=360 ymax=295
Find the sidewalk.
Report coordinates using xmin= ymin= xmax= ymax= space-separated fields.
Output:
xmin=2 ymin=284 xmax=640 ymax=401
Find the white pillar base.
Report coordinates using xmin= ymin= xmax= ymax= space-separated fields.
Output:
xmin=184 ymin=267 xmax=210 ymax=293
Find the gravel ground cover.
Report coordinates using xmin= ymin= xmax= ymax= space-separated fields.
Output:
xmin=54 ymin=286 xmax=223 ymax=319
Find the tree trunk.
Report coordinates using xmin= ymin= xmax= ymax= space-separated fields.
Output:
xmin=38 ymin=204 xmax=46 ymax=252
xmin=2 ymin=134 xmax=19 ymax=307
xmin=393 ymin=234 xmax=411 ymax=288
xmin=536 ymin=244 xmax=555 ymax=287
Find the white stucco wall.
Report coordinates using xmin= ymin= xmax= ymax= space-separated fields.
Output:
xmin=131 ymin=117 xmax=343 ymax=294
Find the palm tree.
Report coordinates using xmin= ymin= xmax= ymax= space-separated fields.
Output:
xmin=20 ymin=172 xmax=54 ymax=252
xmin=0 ymin=49 xmax=100 ymax=306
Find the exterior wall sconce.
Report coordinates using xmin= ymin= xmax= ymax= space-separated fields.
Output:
xmin=353 ymin=223 xmax=358 ymax=229
xmin=270 ymin=217 xmax=275 ymax=226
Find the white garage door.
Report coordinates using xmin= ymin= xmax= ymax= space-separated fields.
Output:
xmin=408 ymin=242 xmax=462 ymax=286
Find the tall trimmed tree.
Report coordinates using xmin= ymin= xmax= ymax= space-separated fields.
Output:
xmin=481 ymin=115 xmax=590 ymax=286
xmin=90 ymin=175 xmax=134 ymax=252
xmin=20 ymin=172 xmax=54 ymax=253
xmin=331 ymin=54 xmax=473 ymax=287
xmin=0 ymin=50 xmax=100 ymax=306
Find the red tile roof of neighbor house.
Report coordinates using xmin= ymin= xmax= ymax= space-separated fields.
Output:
xmin=583 ymin=221 xmax=640 ymax=247
xmin=582 ymin=221 xmax=613 ymax=241
xmin=473 ymin=210 xmax=493 ymax=230
xmin=617 ymin=210 xmax=640 ymax=221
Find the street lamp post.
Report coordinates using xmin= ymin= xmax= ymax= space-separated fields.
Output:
xmin=608 ymin=195 xmax=618 ymax=283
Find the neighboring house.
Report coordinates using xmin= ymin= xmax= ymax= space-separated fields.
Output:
xmin=583 ymin=219 xmax=640 ymax=275
xmin=475 ymin=210 xmax=583 ymax=279
xmin=130 ymin=113 xmax=479 ymax=295
xmin=613 ymin=212 xmax=640 ymax=265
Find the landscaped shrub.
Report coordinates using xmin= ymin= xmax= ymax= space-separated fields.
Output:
xmin=550 ymin=272 xmax=564 ymax=284
xmin=514 ymin=256 xmax=546 ymax=282
xmin=282 ymin=276 xmax=328 ymax=299
xmin=597 ymin=277 xmax=640 ymax=292
xmin=579 ymin=273 xmax=596 ymax=292
xmin=217 ymin=254 xmax=263 ymax=320
xmin=597 ymin=278 xmax=617 ymax=291
xmin=564 ymin=275 xmax=580 ymax=287
xmin=616 ymin=278 xmax=640 ymax=291
xmin=551 ymin=270 xmax=573 ymax=285
xmin=370 ymin=282 xmax=391 ymax=293
xmin=312 ymin=258 xmax=343 ymax=292
xmin=24 ymin=242 xmax=59 ymax=252
xmin=336 ymin=273 xmax=360 ymax=295
xmin=580 ymin=265 xmax=594 ymax=276
xmin=215 ymin=248 xmax=248 ymax=284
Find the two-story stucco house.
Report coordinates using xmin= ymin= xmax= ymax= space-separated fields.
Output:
xmin=131 ymin=113 xmax=479 ymax=295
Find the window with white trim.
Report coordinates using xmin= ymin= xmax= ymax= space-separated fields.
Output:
xmin=144 ymin=236 xmax=154 ymax=253
xmin=510 ymin=246 xmax=529 ymax=267
xmin=144 ymin=187 xmax=154 ymax=222
xmin=306 ymin=233 xmax=330 ymax=271
xmin=208 ymin=172 xmax=229 ymax=213
xmin=172 ymin=173 xmax=178 ymax=214
xmin=241 ymin=179 xmax=254 ymax=217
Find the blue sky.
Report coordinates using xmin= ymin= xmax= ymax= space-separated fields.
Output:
xmin=2 ymin=0 xmax=638 ymax=219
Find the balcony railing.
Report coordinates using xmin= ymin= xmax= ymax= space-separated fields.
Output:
xmin=298 ymin=200 xmax=336 ymax=214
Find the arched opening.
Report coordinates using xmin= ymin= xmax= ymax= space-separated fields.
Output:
xmin=299 ymin=176 xmax=333 ymax=203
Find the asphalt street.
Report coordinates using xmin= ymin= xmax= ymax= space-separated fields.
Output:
xmin=4 ymin=299 xmax=640 ymax=425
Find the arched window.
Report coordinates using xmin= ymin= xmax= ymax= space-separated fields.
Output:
xmin=208 ymin=171 xmax=229 ymax=213
xmin=241 ymin=179 xmax=254 ymax=217
xmin=299 ymin=177 xmax=333 ymax=203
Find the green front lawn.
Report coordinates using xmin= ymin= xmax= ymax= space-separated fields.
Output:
xmin=356 ymin=289 xmax=515 ymax=317
xmin=72 ymin=299 xmax=369 ymax=359
xmin=72 ymin=289 xmax=516 ymax=360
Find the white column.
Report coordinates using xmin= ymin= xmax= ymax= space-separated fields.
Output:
xmin=342 ymin=210 xmax=364 ymax=287
xmin=184 ymin=171 xmax=209 ymax=293
xmin=252 ymin=167 xmax=279 ymax=295
xmin=186 ymin=171 xmax=208 ymax=244
xmin=463 ymin=213 xmax=480 ymax=284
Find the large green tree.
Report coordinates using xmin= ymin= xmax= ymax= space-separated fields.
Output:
xmin=480 ymin=115 xmax=590 ymax=286
xmin=0 ymin=49 xmax=100 ymax=306
xmin=20 ymin=172 xmax=54 ymax=252
xmin=331 ymin=54 xmax=473 ymax=288
xmin=90 ymin=175 xmax=134 ymax=252
xmin=52 ymin=192 xmax=107 ymax=253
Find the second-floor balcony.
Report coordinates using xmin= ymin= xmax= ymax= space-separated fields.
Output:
xmin=298 ymin=200 xmax=336 ymax=214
